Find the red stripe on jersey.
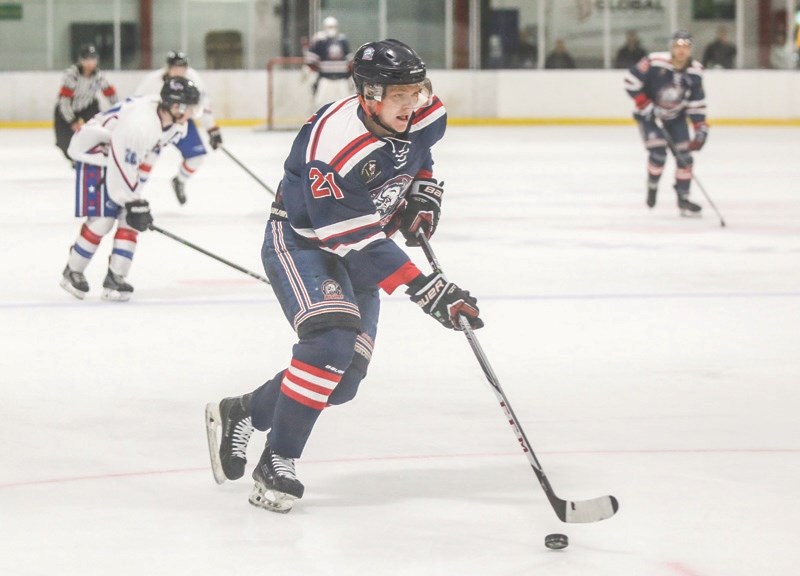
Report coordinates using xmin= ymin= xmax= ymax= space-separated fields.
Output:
xmin=415 ymin=169 xmax=433 ymax=180
xmin=330 ymin=132 xmax=379 ymax=172
xmin=139 ymin=163 xmax=152 ymax=173
xmin=317 ymin=219 xmax=381 ymax=243
xmin=309 ymin=97 xmax=358 ymax=161
xmin=80 ymin=224 xmax=103 ymax=245
xmin=181 ymin=160 xmax=196 ymax=173
xmin=411 ymin=97 xmax=443 ymax=125
xmin=59 ymin=86 xmax=75 ymax=98
xmin=102 ymin=87 xmax=116 ymax=97
xmin=290 ymin=358 xmax=340 ymax=382
xmin=378 ymin=261 xmax=423 ymax=295
xmin=114 ymin=228 xmax=139 ymax=242
xmin=280 ymin=382 xmax=328 ymax=410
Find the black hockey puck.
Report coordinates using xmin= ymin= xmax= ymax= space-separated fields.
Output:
xmin=544 ymin=533 xmax=569 ymax=550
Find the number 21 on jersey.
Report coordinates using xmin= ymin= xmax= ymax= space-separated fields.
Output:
xmin=309 ymin=167 xmax=344 ymax=200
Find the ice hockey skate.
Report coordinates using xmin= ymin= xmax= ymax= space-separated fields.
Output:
xmin=646 ymin=180 xmax=658 ymax=208
xmin=101 ymin=270 xmax=133 ymax=301
xmin=678 ymin=195 xmax=702 ymax=218
xmin=171 ymin=176 xmax=187 ymax=205
xmin=205 ymin=393 xmax=254 ymax=484
xmin=249 ymin=443 xmax=304 ymax=514
xmin=60 ymin=265 xmax=89 ymax=299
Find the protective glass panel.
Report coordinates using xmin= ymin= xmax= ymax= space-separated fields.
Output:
xmin=0 ymin=0 xmax=48 ymax=70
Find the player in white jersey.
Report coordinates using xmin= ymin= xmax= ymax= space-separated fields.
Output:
xmin=134 ymin=51 xmax=222 ymax=205
xmin=303 ymin=16 xmax=354 ymax=110
xmin=60 ymin=77 xmax=201 ymax=302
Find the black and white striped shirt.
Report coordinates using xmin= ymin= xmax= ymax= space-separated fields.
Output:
xmin=56 ymin=64 xmax=118 ymax=123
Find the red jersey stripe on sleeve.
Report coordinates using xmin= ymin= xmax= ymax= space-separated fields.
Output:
xmin=378 ymin=261 xmax=422 ymax=295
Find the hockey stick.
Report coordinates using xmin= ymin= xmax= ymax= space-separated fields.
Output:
xmin=417 ymin=234 xmax=619 ymax=523
xmin=219 ymin=145 xmax=278 ymax=196
xmin=149 ymin=224 xmax=270 ymax=285
xmin=657 ymin=121 xmax=726 ymax=227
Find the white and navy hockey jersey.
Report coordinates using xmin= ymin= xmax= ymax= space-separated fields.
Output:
xmin=68 ymin=96 xmax=188 ymax=207
xmin=304 ymin=33 xmax=352 ymax=79
xmin=624 ymin=52 xmax=707 ymax=123
xmin=279 ymin=95 xmax=447 ymax=293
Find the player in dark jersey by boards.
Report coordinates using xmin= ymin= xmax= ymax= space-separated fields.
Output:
xmin=205 ymin=39 xmax=483 ymax=513
xmin=625 ymin=30 xmax=709 ymax=217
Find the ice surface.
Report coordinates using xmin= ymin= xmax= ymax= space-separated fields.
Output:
xmin=1 ymin=125 xmax=799 ymax=575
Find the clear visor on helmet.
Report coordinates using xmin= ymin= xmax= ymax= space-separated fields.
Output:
xmin=363 ymin=79 xmax=433 ymax=110
xmin=171 ymin=102 xmax=202 ymax=120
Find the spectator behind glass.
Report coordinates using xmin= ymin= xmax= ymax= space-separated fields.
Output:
xmin=702 ymin=26 xmax=737 ymax=69
xmin=769 ymin=31 xmax=789 ymax=69
xmin=515 ymin=28 xmax=538 ymax=68
xmin=545 ymin=39 xmax=576 ymax=69
xmin=615 ymin=30 xmax=647 ymax=69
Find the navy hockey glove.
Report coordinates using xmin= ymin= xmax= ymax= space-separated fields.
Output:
xmin=689 ymin=122 xmax=709 ymax=151
xmin=208 ymin=127 xmax=223 ymax=150
xmin=125 ymin=199 xmax=153 ymax=232
xmin=407 ymin=272 xmax=483 ymax=331
xmin=400 ymin=179 xmax=444 ymax=246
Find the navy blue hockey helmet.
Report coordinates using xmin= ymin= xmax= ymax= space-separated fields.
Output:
xmin=671 ymin=30 xmax=693 ymax=46
xmin=166 ymin=50 xmax=189 ymax=68
xmin=353 ymin=39 xmax=426 ymax=95
xmin=160 ymin=76 xmax=201 ymax=106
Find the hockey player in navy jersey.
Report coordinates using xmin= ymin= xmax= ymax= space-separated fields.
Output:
xmin=59 ymin=78 xmax=201 ymax=301
xmin=625 ymin=29 xmax=709 ymax=216
xmin=205 ymin=39 xmax=483 ymax=513
xmin=303 ymin=16 xmax=354 ymax=109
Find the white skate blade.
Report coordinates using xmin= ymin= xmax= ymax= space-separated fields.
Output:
xmin=248 ymin=481 xmax=297 ymax=514
xmin=679 ymin=208 xmax=703 ymax=218
xmin=60 ymin=278 xmax=87 ymax=300
xmin=205 ymin=403 xmax=227 ymax=485
xmin=101 ymin=288 xmax=131 ymax=302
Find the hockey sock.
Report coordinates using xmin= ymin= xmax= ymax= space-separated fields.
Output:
xmin=177 ymin=156 xmax=203 ymax=181
xmin=267 ymin=328 xmax=357 ymax=458
xmin=108 ymin=226 xmax=138 ymax=276
xmin=67 ymin=218 xmax=114 ymax=272
xmin=251 ymin=370 xmax=286 ymax=431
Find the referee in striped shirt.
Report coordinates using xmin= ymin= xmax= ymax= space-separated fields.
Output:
xmin=54 ymin=44 xmax=118 ymax=162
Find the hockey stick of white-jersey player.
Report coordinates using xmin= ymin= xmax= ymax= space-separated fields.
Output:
xmin=416 ymin=232 xmax=619 ymax=523
xmin=219 ymin=145 xmax=278 ymax=197
xmin=149 ymin=224 xmax=271 ymax=285
xmin=657 ymin=120 xmax=726 ymax=227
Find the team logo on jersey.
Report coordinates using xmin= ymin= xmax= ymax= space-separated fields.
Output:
xmin=321 ymin=279 xmax=344 ymax=301
xmin=371 ymin=174 xmax=412 ymax=225
xmin=656 ymin=85 xmax=683 ymax=113
xmin=360 ymin=160 xmax=381 ymax=184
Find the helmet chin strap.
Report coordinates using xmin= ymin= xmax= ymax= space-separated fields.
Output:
xmin=358 ymin=95 xmax=411 ymax=137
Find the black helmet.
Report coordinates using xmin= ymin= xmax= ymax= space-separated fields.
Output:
xmin=160 ymin=76 xmax=201 ymax=106
xmin=353 ymin=39 xmax=426 ymax=95
xmin=671 ymin=29 xmax=693 ymax=46
xmin=166 ymin=50 xmax=189 ymax=67
xmin=79 ymin=44 xmax=98 ymax=60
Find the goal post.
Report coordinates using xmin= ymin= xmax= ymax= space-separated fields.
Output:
xmin=266 ymin=56 xmax=314 ymax=131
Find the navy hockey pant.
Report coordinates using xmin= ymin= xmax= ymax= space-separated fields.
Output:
xmin=250 ymin=221 xmax=380 ymax=458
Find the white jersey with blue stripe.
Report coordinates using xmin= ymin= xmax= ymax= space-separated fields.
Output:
xmin=68 ymin=96 xmax=187 ymax=207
